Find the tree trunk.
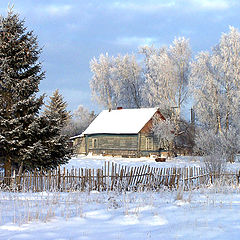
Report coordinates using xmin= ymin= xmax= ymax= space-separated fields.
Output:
xmin=217 ymin=114 xmax=222 ymax=134
xmin=228 ymin=154 xmax=235 ymax=163
xmin=4 ymin=156 xmax=12 ymax=185
xmin=18 ymin=161 xmax=23 ymax=175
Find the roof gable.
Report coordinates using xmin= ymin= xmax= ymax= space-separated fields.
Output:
xmin=82 ymin=108 xmax=159 ymax=135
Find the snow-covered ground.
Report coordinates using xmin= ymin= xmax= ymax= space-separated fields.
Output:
xmin=1 ymin=187 xmax=240 ymax=240
xmin=64 ymin=154 xmax=240 ymax=172
xmin=1 ymin=155 xmax=240 ymax=240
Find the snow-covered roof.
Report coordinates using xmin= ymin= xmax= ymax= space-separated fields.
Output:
xmin=70 ymin=134 xmax=84 ymax=140
xmin=82 ymin=108 xmax=159 ymax=135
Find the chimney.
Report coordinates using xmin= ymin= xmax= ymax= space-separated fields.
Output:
xmin=117 ymin=107 xmax=123 ymax=110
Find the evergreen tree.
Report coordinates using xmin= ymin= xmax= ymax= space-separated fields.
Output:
xmin=25 ymin=115 xmax=72 ymax=170
xmin=35 ymin=90 xmax=72 ymax=170
xmin=44 ymin=89 xmax=70 ymax=127
xmin=0 ymin=9 xmax=44 ymax=175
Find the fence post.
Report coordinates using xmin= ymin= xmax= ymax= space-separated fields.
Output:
xmin=89 ymin=169 xmax=92 ymax=191
xmin=16 ymin=170 xmax=22 ymax=191
xmin=58 ymin=166 xmax=61 ymax=191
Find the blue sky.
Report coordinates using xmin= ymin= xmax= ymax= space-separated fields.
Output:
xmin=1 ymin=0 xmax=240 ymax=113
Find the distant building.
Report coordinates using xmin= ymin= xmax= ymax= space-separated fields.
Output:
xmin=72 ymin=108 xmax=165 ymax=157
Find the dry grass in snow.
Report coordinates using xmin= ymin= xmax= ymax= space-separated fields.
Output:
xmin=0 ymin=184 xmax=240 ymax=239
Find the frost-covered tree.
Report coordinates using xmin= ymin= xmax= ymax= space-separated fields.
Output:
xmin=141 ymin=38 xmax=192 ymax=154
xmin=194 ymin=128 xmax=239 ymax=173
xmin=90 ymin=39 xmax=190 ymax=111
xmin=112 ymin=54 xmax=143 ymax=108
xmin=90 ymin=53 xmax=143 ymax=109
xmin=191 ymin=52 xmax=225 ymax=133
xmin=0 ymin=9 xmax=44 ymax=175
xmin=44 ymin=89 xmax=70 ymax=127
xmin=141 ymin=37 xmax=191 ymax=118
xmin=191 ymin=26 xmax=240 ymax=162
xmin=152 ymin=118 xmax=175 ymax=152
xmin=152 ymin=117 xmax=194 ymax=155
xmin=90 ymin=53 xmax=117 ymax=109
xmin=62 ymin=105 xmax=95 ymax=137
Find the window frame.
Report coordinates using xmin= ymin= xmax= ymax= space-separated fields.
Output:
xmin=146 ymin=137 xmax=153 ymax=150
xmin=92 ymin=138 xmax=98 ymax=148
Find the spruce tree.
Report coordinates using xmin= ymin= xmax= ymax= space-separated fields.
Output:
xmin=44 ymin=89 xmax=70 ymax=127
xmin=0 ymin=9 xmax=44 ymax=175
xmin=37 ymin=90 xmax=72 ymax=169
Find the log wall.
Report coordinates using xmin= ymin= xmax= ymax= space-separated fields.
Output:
xmin=86 ymin=134 xmax=138 ymax=156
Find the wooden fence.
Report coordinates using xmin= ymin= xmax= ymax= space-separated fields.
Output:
xmin=0 ymin=162 xmax=240 ymax=192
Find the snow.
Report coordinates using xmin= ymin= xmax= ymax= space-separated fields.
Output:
xmin=69 ymin=134 xmax=83 ymax=140
xmin=63 ymin=154 xmax=240 ymax=171
xmin=82 ymin=108 xmax=159 ymax=135
xmin=1 ymin=188 xmax=240 ymax=239
xmin=1 ymin=155 xmax=240 ymax=239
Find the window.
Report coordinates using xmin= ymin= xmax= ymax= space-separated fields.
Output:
xmin=146 ymin=137 xmax=153 ymax=150
xmin=92 ymin=138 xmax=98 ymax=148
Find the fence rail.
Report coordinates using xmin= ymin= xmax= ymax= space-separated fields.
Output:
xmin=0 ymin=162 xmax=240 ymax=192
